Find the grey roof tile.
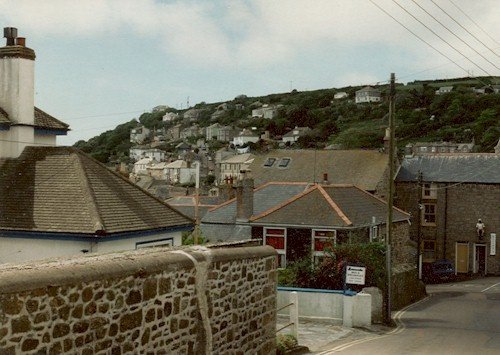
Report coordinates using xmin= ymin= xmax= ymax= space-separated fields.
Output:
xmin=0 ymin=147 xmax=193 ymax=235
xmin=396 ymin=154 xmax=500 ymax=183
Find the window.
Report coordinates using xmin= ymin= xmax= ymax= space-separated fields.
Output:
xmin=312 ymin=230 xmax=335 ymax=265
xmin=422 ymin=203 xmax=437 ymax=226
xmin=278 ymin=158 xmax=291 ymax=168
xmin=422 ymin=183 xmax=437 ymax=199
xmin=264 ymin=228 xmax=286 ymax=268
xmin=264 ymin=157 xmax=276 ymax=167
xmin=422 ymin=240 xmax=436 ymax=262
xmin=136 ymin=238 xmax=173 ymax=249
xmin=370 ymin=225 xmax=379 ymax=242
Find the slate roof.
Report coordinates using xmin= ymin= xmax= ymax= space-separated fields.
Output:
xmin=0 ymin=106 xmax=69 ymax=131
xmin=201 ymin=182 xmax=409 ymax=241
xmin=248 ymin=150 xmax=389 ymax=191
xmin=396 ymin=154 xmax=500 ymax=184
xmin=34 ymin=107 xmax=69 ymax=131
xmin=202 ymin=182 xmax=311 ymax=224
xmin=221 ymin=153 xmax=255 ymax=164
xmin=0 ymin=147 xmax=193 ymax=235
xmin=250 ymin=184 xmax=409 ymax=227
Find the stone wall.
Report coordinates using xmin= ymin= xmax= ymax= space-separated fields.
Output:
xmin=0 ymin=245 xmax=277 ymax=354
xmin=396 ymin=182 xmax=499 ymax=275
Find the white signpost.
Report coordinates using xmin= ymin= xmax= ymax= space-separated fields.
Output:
xmin=345 ymin=265 xmax=366 ymax=285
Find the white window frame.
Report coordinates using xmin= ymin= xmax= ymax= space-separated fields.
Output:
xmin=422 ymin=183 xmax=437 ymax=199
xmin=311 ymin=229 xmax=336 ymax=265
xmin=422 ymin=202 xmax=437 ymax=226
xmin=264 ymin=227 xmax=287 ymax=268
xmin=369 ymin=225 xmax=379 ymax=242
xmin=421 ymin=240 xmax=436 ymax=263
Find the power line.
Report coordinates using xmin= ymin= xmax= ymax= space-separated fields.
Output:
xmin=368 ymin=0 xmax=475 ymax=79
xmin=447 ymin=0 xmax=500 ymax=47
xmin=410 ymin=0 xmax=499 ymax=70
xmin=391 ymin=0 xmax=496 ymax=78
xmin=432 ymin=0 xmax=500 ymax=59
xmin=65 ymin=110 xmax=145 ymax=121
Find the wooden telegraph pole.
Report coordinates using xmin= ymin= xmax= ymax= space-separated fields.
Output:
xmin=386 ymin=73 xmax=396 ymax=323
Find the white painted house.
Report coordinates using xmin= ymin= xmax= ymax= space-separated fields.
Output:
xmin=134 ymin=157 xmax=155 ymax=175
xmin=232 ymin=129 xmax=259 ymax=147
xmin=130 ymin=125 xmax=151 ymax=144
xmin=164 ymin=160 xmax=197 ymax=184
xmin=355 ymin=86 xmax=381 ymax=103
xmin=0 ymin=28 xmax=193 ymax=264
xmin=282 ymin=126 xmax=311 ymax=144
xmin=162 ymin=111 xmax=179 ymax=122
xmin=219 ymin=153 xmax=255 ymax=183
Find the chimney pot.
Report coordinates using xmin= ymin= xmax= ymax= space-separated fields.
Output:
xmin=3 ymin=27 xmax=17 ymax=46
xmin=15 ymin=37 xmax=25 ymax=46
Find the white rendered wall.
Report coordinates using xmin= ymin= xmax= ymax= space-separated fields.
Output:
xmin=34 ymin=133 xmax=56 ymax=147
xmin=0 ymin=230 xmax=183 ymax=265
xmin=0 ymin=57 xmax=35 ymax=126
xmin=0 ymin=125 xmax=34 ymax=158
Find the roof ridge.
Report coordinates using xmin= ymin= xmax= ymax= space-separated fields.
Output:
xmin=317 ymin=185 xmax=352 ymax=226
xmin=250 ymin=184 xmax=319 ymax=221
xmin=73 ymin=151 xmax=106 ymax=233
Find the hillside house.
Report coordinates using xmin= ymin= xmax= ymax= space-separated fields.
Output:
xmin=218 ymin=126 xmax=239 ymax=142
xmin=130 ymin=125 xmax=151 ymax=144
xmin=164 ymin=160 xmax=197 ymax=185
xmin=206 ymin=123 xmax=221 ymax=140
xmin=232 ymin=129 xmax=259 ymax=147
xmin=282 ymin=126 xmax=311 ymax=145
xmin=334 ymin=92 xmax=348 ymax=99
xmin=406 ymin=141 xmax=475 ymax=155
xmin=435 ymin=86 xmax=453 ymax=95
xmin=183 ymin=108 xmax=203 ymax=123
xmin=219 ymin=153 xmax=255 ymax=184
xmin=162 ymin=112 xmax=179 ymax=122
xmin=355 ymin=86 xmax=381 ymax=103
xmin=202 ymin=176 xmax=412 ymax=267
xmin=395 ymin=154 xmax=500 ymax=275
xmin=133 ymin=157 xmax=155 ymax=175
xmin=129 ymin=147 xmax=165 ymax=162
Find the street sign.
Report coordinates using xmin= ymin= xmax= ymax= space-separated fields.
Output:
xmin=346 ymin=265 xmax=366 ymax=285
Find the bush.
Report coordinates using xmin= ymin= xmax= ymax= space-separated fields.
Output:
xmin=277 ymin=243 xmax=386 ymax=292
xmin=276 ymin=334 xmax=298 ymax=354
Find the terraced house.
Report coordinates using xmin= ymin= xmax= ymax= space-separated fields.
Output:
xmin=395 ymin=153 xmax=500 ymax=275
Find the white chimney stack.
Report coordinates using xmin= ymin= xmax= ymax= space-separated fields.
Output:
xmin=0 ymin=27 xmax=36 ymax=157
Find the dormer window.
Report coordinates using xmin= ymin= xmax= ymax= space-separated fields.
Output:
xmin=264 ymin=158 xmax=276 ymax=167
xmin=278 ymin=158 xmax=291 ymax=167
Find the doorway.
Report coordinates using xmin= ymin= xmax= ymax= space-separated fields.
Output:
xmin=474 ymin=244 xmax=486 ymax=275
xmin=455 ymin=243 xmax=469 ymax=273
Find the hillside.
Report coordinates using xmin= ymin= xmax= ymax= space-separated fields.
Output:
xmin=74 ymin=76 xmax=500 ymax=163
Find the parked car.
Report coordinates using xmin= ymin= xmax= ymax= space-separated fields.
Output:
xmin=424 ymin=260 xmax=455 ymax=283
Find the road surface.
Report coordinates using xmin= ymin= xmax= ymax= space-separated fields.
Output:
xmin=318 ymin=277 xmax=500 ymax=354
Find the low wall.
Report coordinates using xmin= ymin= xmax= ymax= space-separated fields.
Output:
xmin=392 ymin=264 xmax=426 ymax=311
xmin=277 ymin=287 xmax=371 ymax=327
xmin=0 ymin=245 xmax=277 ymax=354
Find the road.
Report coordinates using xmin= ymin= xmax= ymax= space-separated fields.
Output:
xmin=318 ymin=277 xmax=500 ymax=355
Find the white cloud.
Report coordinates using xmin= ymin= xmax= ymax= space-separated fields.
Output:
xmin=0 ymin=0 xmax=498 ymax=72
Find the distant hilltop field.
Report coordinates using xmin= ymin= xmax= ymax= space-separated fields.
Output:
xmin=74 ymin=76 xmax=500 ymax=164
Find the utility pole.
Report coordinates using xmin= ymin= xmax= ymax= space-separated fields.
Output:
xmin=193 ymin=161 xmax=200 ymax=244
xmin=417 ymin=171 xmax=423 ymax=279
xmin=386 ymin=73 xmax=396 ymax=324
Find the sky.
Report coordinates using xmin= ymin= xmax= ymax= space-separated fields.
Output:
xmin=0 ymin=0 xmax=498 ymax=145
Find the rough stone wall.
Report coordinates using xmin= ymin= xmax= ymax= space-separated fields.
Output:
xmin=0 ymin=245 xmax=277 ymax=354
xmin=380 ymin=221 xmax=414 ymax=266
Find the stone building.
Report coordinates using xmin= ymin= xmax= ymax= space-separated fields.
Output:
xmin=202 ymin=175 xmax=413 ymax=268
xmin=395 ymin=154 xmax=500 ymax=275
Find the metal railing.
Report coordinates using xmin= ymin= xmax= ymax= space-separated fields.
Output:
xmin=276 ymin=291 xmax=299 ymax=340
